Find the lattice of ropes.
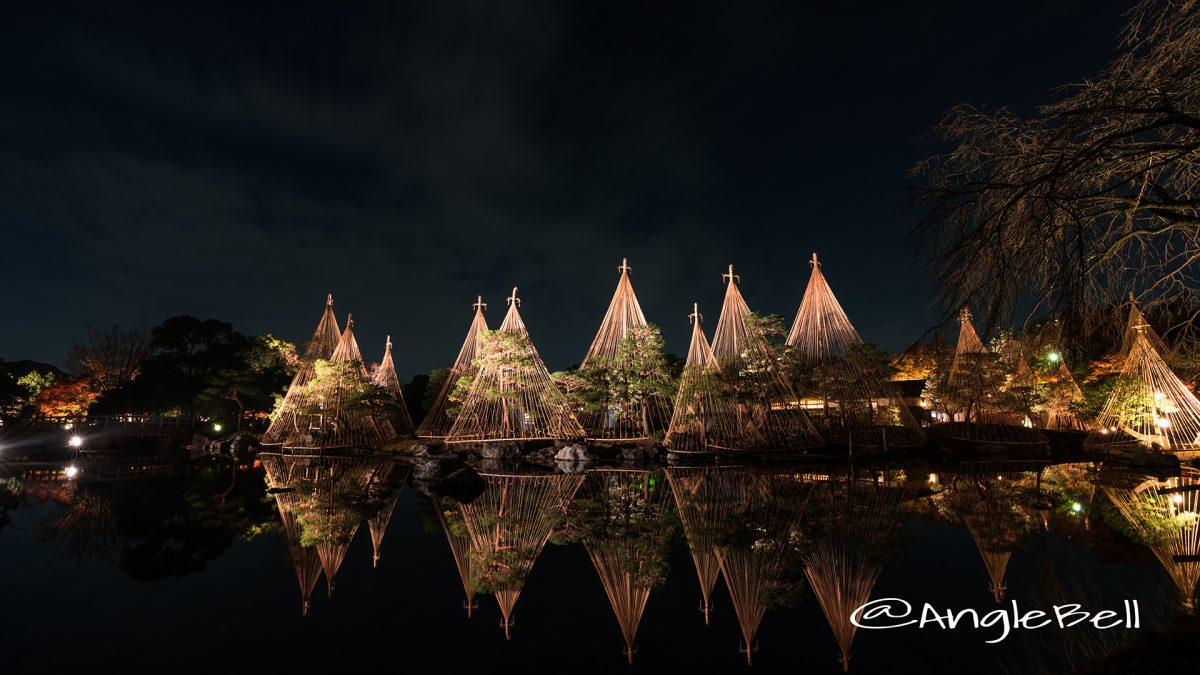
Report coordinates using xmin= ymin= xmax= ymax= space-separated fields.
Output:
xmin=431 ymin=494 xmax=481 ymax=617
xmin=712 ymin=468 xmax=814 ymax=665
xmin=664 ymin=466 xmax=733 ymax=624
xmin=803 ymin=467 xmax=910 ymax=672
xmin=786 ymin=253 xmax=925 ymax=448
xmin=280 ymin=315 xmax=398 ymax=450
xmin=458 ymin=472 xmax=586 ymax=638
xmin=1101 ymin=467 xmax=1200 ymax=609
xmin=934 ymin=308 xmax=1047 ymax=445
xmin=417 ymin=297 xmax=489 ymax=438
xmin=576 ymin=259 xmax=673 ymax=440
xmin=575 ymin=469 xmax=674 ymax=664
xmin=262 ymin=294 xmax=341 ymax=446
xmin=709 ymin=265 xmax=825 ymax=451
xmin=1084 ymin=309 xmax=1200 ymax=454
xmin=262 ymin=453 xmax=324 ymax=615
xmin=941 ymin=464 xmax=1037 ymax=603
xmin=371 ymin=335 xmax=414 ymax=434
xmin=664 ymin=304 xmax=741 ymax=453
xmin=262 ymin=453 xmax=390 ymax=604
xmin=446 ymin=288 xmax=586 ymax=443
xmin=1042 ymin=361 xmax=1089 ymax=431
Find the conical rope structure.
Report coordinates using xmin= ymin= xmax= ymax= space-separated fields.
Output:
xmin=803 ymin=468 xmax=910 ymax=672
xmin=941 ymin=464 xmax=1037 ymax=603
xmin=262 ymin=453 xmax=388 ymax=604
xmin=712 ymin=468 xmax=813 ymax=665
xmin=664 ymin=304 xmax=740 ymax=453
xmin=710 ymin=265 xmax=824 ymax=451
xmin=1101 ymin=466 xmax=1200 ymax=610
xmin=574 ymin=468 xmax=675 ymax=664
xmin=1083 ymin=303 xmax=1200 ymax=454
xmin=458 ymin=471 xmax=586 ymax=638
xmin=280 ymin=316 xmax=398 ymax=450
xmin=431 ymin=494 xmax=481 ymax=617
xmin=933 ymin=309 xmax=1047 ymax=445
xmin=1042 ymin=361 xmax=1089 ymax=431
xmin=446 ymin=288 xmax=586 ymax=443
xmin=371 ymin=336 xmax=415 ymax=434
xmin=261 ymin=294 xmax=341 ymax=446
xmin=365 ymin=461 xmax=409 ymax=569
xmin=575 ymin=259 xmax=673 ymax=440
xmin=262 ymin=453 xmax=324 ymax=615
xmin=417 ymin=297 xmax=489 ymax=438
xmin=786 ymin=253 xmax=925 ymax=448
xmin=664 ymin=466 xmax=733 ymax=623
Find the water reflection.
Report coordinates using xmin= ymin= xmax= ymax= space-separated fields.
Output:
xmin=5 ymin=455 xmax=1199 ymax=672
xmin=261 ymin=453 xmax=408 ymax=613
xmin=458 ymin=470 xmax=584 ymax=638
xmin=1099 ymin=466 xmax=1200 ymax=610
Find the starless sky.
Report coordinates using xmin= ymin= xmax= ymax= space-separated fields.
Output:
xmin=2 ymin=0 xmax=1130 ymax=379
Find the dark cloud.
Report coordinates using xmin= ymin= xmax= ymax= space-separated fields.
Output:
xmin=1 ymin=0 xmax=1129 ymax=378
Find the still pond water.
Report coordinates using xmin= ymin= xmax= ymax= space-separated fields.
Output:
xmin=0 ymin=454 xmax=1193 ymax=673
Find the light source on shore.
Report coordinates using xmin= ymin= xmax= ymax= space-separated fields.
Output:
xmin=68 ymin=435 xmax=83 ymax=448
xmin=213 ymin=423 xmax=223 ymax=432
xmin=1071 ymin=502 xmax=1083 ymax=513
xmin=1047 ymin=352 xmax=1060 ymax=363
xmin=65 ymin=465 xmax=79 ymax=479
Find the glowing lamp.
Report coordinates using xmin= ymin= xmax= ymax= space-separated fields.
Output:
xmin=68 ymin=435 xmax=83 ymax=448
xmin=928 ymin=473 xmax=938 ymax=484
xmin=1047 ymin=352 xmax=1060 ymax=363
xmin=1173 ymin=494 xmax=1184 ymax=505
xmin=213 ymin=423 xmax=223 ymax=432
xmin=1071 ymin=502 xmax=1083 ymax=513
xmin=65 ymin=465 xmax=79 ymax=479
xmin=1156 ymin=417 xmax=1171 ymax=429
xmin=1154 ymin=391 xmax=1166 ymax=400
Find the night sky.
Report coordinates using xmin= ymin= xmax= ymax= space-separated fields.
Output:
xmin=2 ymin=0 xmax=1131 ymax=379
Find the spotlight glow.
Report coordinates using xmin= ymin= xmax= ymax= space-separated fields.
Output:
xmin=213 ymin=423 xmax=223 ymax=432
xmin=1071 ymin=502 xmax=1083 ymax=513
xmin=1047 ymin=352 xmax=1060 ymax=363
xmin=68 ymin=435 xmax=83 ymax=448
xmin=65 ymin=465 xmax=79 ymax=479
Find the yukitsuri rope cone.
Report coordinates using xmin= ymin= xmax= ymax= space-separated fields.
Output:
xmin=261 ymin=294 xmax=341 ymax=446
xmin=431 ymin=494 xmax=480 ymax=617
xmin=786 ymin=253 xmax=924 ymax=448
xmin=941 ymin=464 xmax=1037 ymax=603
xmin=262 ymin=453 xmax=388 ymax=604
xmin=712 ymin=469 xmax=813 ymax=665
xmin=664 ymin=466 xmax=733 ymax=624
xmin=933 ymin=309 xmax=1047 ymax=445
xmin=371 ymin=336 xmax=415 ymax=434
xmin=575 ymin=259 xmax=673 ymax=440
xmin=575 ymin=469 xmax=675 ymax=664
xmin=261 ymin=453 xmax=324 ymax=615
xmin=458 ymin=471 xmax=586 ymax=638
xmin=446 ymin=288 xmax=586 ymax=444
xmin=710 ymin=264 xmax=824 ymax=452
xmin=1042 ymin=361 xmax=1089 ymax=431
xmin=365 ymin=461 xmax=409 ymax=569
xmin=1083 ymin=300 xmax=1200 ymax=454
xmin=1101 ymin=466 xmax=1200 ymax=610
xmin=803 ymin=468 xmax=910 ymax=672
xmin=281 ymin=315 xmax=398 ymax=450
xmin=417 ymin=297 xmax=489 ymax=438
xmin=664 ymin=304 xmax=739 ymax=453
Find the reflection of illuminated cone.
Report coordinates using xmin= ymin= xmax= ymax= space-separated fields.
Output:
xmin=1103 ymin=468 xmax=1200 ymax=610
xmin=458 ymin=472 xmax=586 ymax=639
